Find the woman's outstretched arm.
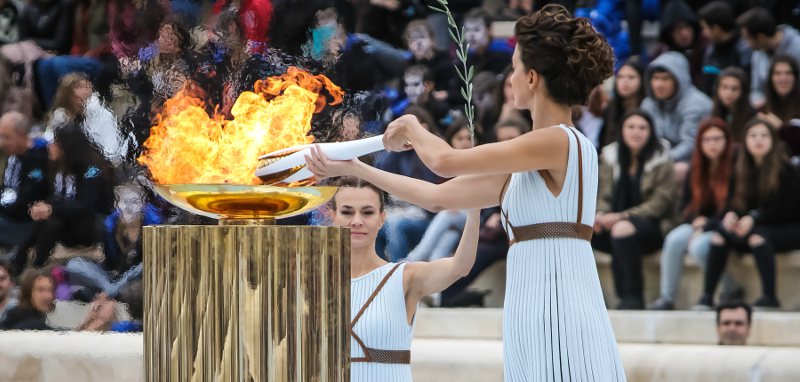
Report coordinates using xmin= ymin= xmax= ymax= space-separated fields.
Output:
xmin=306 ymin=147 xmax=508 ymax=211
xmin=384 ymin=114 xmax=569 ymax=178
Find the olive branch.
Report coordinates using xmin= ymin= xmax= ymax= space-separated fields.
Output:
xmin=428 ymin=0 xmax=476 ymax=140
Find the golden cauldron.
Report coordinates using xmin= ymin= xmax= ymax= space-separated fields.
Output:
xmin=143 ymin=184 xmax=349 ymax=381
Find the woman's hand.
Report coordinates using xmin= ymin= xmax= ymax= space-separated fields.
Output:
xmin=29 ymin=202 xmax=52 ymax=221
xmin=383 ymin=114 xmax=419 ymax=152
xmin=757 ymin=112 xmax=784 ymax=130
xmin=304 ymin=145 xmax=360 ymax=180
xmin=734 ymin=215 xmax=754 ymax=238
xmin=691 ymin=216 xmax=708 ymax=231
xmin=722 ymin=212 xmax=738 ymax=233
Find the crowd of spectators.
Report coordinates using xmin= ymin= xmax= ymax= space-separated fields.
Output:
xmin=1 ymin=0 xmax=799 ymax=334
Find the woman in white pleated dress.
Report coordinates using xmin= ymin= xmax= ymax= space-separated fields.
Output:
xmin=328 ymin=176 xmax=480 ymax=381
xmin=306 ymin=5 xmax=626 ymax=380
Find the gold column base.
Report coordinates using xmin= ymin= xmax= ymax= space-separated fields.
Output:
xmin=143 ymin=225 xmax=350 ymax=381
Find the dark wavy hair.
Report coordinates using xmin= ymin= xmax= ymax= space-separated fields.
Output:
xmin=514 ymin=4 xmax=615 ymax=106
xmin=617 ymin=109 xmax=662 ymax=168
xmin=686 ymin=117 xmax=734 ymax=217
xmin=765 ymin=55 xmax=800 ymax=122
xmin=711 ymin=67 xmax=752 ymax=142
xmin=18 ymin=267 xmax=55 ymax=313
xmin=732 ymin=118 xmax=787 ymax=212
xmin=606 ymin=57 xmax=646 ymax=143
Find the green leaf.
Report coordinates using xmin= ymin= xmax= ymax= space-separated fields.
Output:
xmin=448 ymin=29 xmax=458 ymax=43
xmin=456 ymin=68 xmax=465 ymax=82
xmin=460 ymin=87 xmax=468 ymax=101
xmin=456 ymin=49 xmax=464 ymax=62
xmin=467 ymin=66 xmax=474 ymax=81
xmin=428 ymin=5 xmax=445 ymax=13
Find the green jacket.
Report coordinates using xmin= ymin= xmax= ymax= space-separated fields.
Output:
xmin=597 ymin=141 xmax=679 ymax=234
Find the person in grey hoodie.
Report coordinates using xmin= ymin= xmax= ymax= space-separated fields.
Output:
xmin=736 ymin=7 xmax=800 ymax=108
xmin=640 ymin=51 xmax=712 ymax=182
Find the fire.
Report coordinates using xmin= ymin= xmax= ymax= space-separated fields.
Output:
xmin=139 ymin=66 xmax=344 ymax=185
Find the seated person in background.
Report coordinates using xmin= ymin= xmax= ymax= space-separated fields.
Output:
xmin=717 ymin=301 xmax=752 ymax=346
xmin=403 ymin=19 xmax=456 ymax=104
xmin=0 ymin=112 xmax=48 ymax=257
xmin=0 ymin=260 xmax=18 ymax=322
xmin=641 ymin=52 xmax=713 ymax=184
xmin=110 ymin=279 xmax=143 ymax=333
xmin=463 ymin=8 xmax=513 ymax=75
xmin=63 ymin=182 xmax=159 ymax=300
xmin=698 ymin=119 xmax=800 ymax=310
xmin=390 ymin=65 xmax=450 ymax=126
xmin=649 ymin=118 xmax=737 ymax=311
xmin=0 ymin=267 xmax=117 ymax=331
xmin=758 ymin=56 xmax=800 ymax=159
xmin=697 ymin=1 xmax=752 ymax=95
xmin=593 ymin=110 xmax=678 ymax=310
xmin=710 ymin=67 xmax=754 ymax=142
xmin=736 ymin=8 xmax=800 ymax=109
xmin=0 ymin=267 xmax=55 ymax=330
xmin=103 ymin=182 xmax=162 ymax=273
xmin=12 ymin=122 xmax=115 ymax=272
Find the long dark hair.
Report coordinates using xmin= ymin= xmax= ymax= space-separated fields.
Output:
xmin=18 ymin=268 xmax=55 ymax=313
xmin=687 ymin=117 xmax=734 ymax=216
xmin=711 ymin=67 xmax=752 ymax=142
xmin=606 ymin=57 xmax=646 ymax=143
xmin=732 ymin=118 xmax=787 ymax=211
xmin=617 ymin=109 xmax=662 ymax=171
xmin=765 ymin=55 xmax=800 ymax=122
xmin=51 ymin=121 xmax=117 ymax=210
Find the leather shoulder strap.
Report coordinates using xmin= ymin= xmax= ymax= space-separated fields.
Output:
xmin=351 ymin=263 xmax=403 ymax=327
xmin=565 ymin=127 xmax=584 ymax=225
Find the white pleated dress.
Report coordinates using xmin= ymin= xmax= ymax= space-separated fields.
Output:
xmin=350 ymin=262 xmax=415 ymax=382
xmin=500 ymin=125 xmax=626 ymax=381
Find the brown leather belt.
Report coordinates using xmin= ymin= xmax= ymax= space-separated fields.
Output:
xmin=351 ymin=348 xmax=411 ymax=364
xmin=508 ymin=222 xmax=593 ymax=246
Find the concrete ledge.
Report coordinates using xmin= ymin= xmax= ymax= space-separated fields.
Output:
xmin=412 ymin=338 xmax=504 ymax=381
xmin=0 ymin=331 xmax=142 ymax=382
xmin=414 ymin=308 xmax=800 ymax=347
xmin=2 ymin=331 xmax=799 ymax=382
xmin=620 ymin=344 xmax=800 ymax=382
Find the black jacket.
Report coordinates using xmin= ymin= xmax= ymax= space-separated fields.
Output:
xmin=48 ymin=164 xmax=114 ymax=221
xmin=0 ymin=144 xmax=49 ymax=221
xmin=733 ymin=163 xmax=800 ymax=225
xmin=0 ymin=305 xmax=52 ymax=330
xmin=18 ymin=0 xmax=73 ymax=54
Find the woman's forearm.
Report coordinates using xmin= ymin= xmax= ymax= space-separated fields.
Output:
xmin=351 ymin=160 xmax=441 ymax=211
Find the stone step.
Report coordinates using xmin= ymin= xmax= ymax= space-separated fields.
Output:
xmin=413 ymin=308 xmax=800 ymax=347
xmin=3 ymin=331 xmax=799 ymax=382
xmin=413 ymin=340 xmax=800 ymax=382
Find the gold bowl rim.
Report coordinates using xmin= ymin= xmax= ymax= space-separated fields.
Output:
xmin=152 ymin=183 xmax=339 ymax=220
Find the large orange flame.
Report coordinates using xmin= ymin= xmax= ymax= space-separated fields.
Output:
xmin=139 ymin=67 xmax=344 ymax=185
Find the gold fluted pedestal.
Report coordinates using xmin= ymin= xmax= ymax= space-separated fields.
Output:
xmin=143 ymin=224 xmax=350 ymax=381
